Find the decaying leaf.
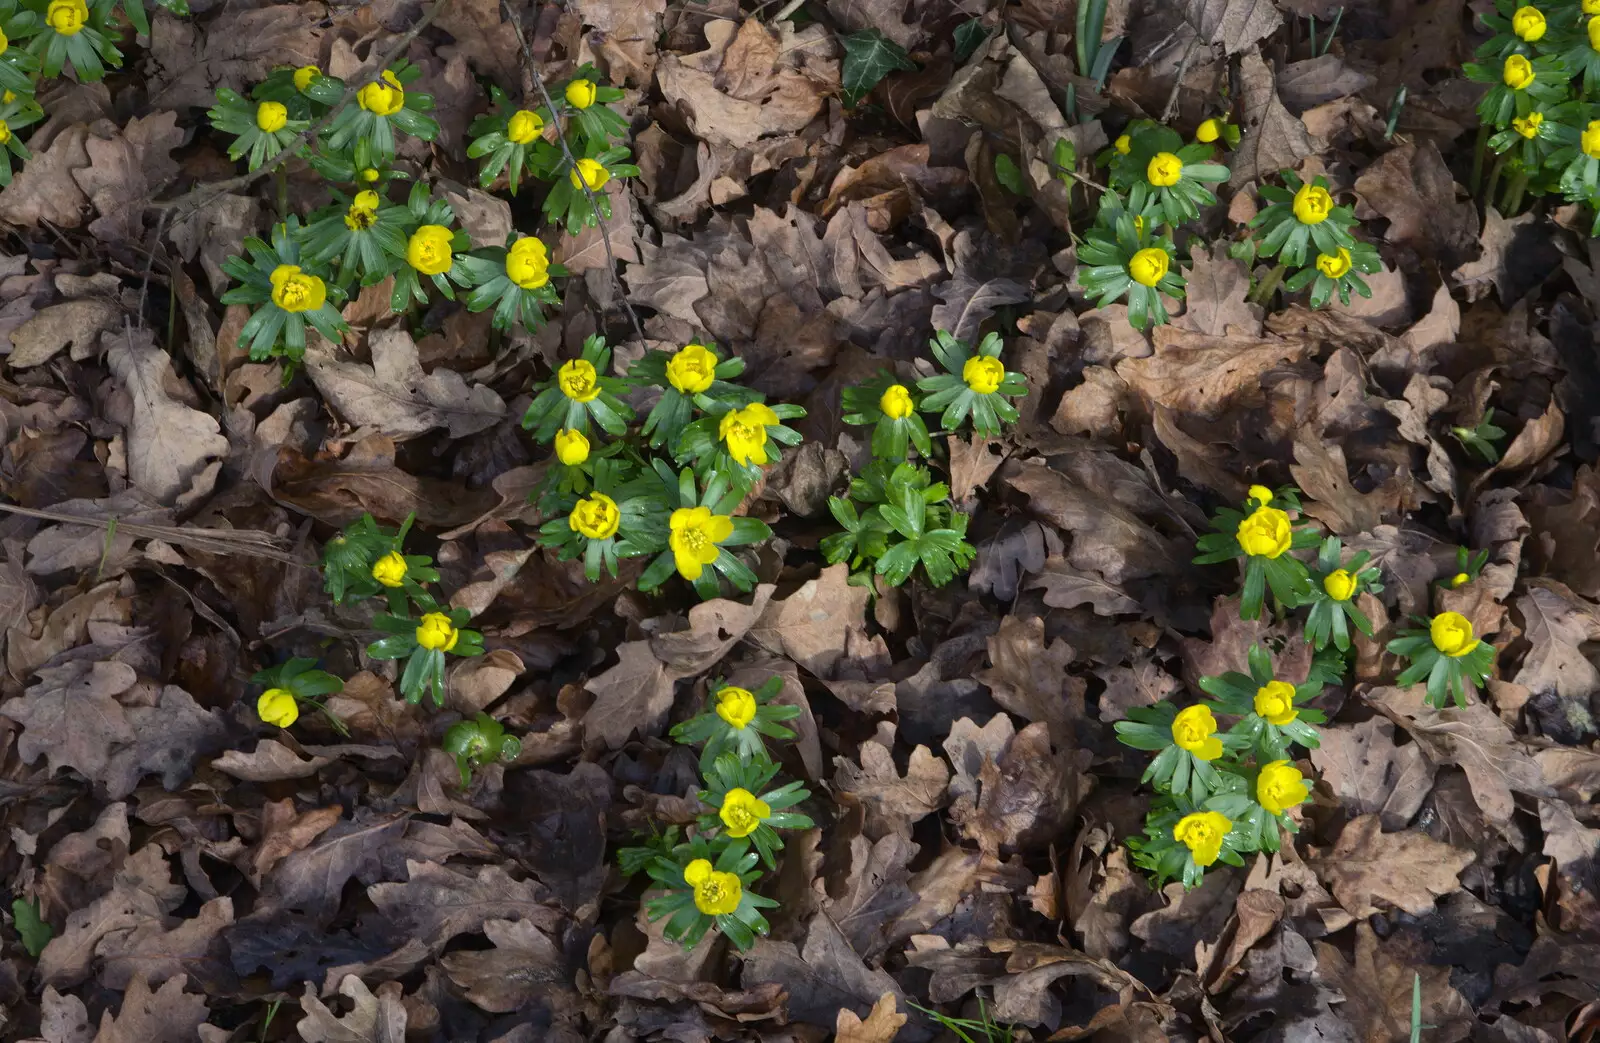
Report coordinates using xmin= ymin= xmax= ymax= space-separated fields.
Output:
xmin=106 ymin=329 xmax=229 ymax=506
xmin=1309 ymin=814 xmax=1473 ymax=919
xmin=305 ymin=329 xmax=506 ymax=441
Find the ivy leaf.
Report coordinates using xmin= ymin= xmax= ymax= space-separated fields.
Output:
xmin=13 ymin=897 xmax=52 ymax=958
xmin=840 ymin=30 xmax=917 ymax=108
xmin=954 ymin=18 xmax=991 ymax=61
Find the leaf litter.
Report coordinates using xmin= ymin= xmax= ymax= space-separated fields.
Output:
xmin=0 ymin=0 xmax=1596 ymax=1040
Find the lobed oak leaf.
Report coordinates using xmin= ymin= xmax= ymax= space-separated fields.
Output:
xmin=1309 ymin=814 xmax=1472 ymax=919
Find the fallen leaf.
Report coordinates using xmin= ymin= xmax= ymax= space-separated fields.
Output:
xmin=0 ymin=124 xmax=90 ymax=227
xmin=742 ymin=913 xmax=909 ymax=1032
xmin=212 ymin=740 xmax=333 ymax=782
xmin=1117 ymin=325 xmax=1315 ymax=421
xmin=1 ymin=660 xmax=137 ymax=788
xmin=250 ymin=801 xmax=344 ymax=885
xmin=1309 ymin=814 xmax=1472 ymax=919
xmin=835 ymin=992 xmax=907 ymax=1043
xmin=1310 ymin=716 xmax=1435 ymax=830
xmin=39 ymin=845 xmax=185 ymax=988
xmin=833 ymin=735 xmax=950 ymax=840
xmin=1230 ymin=50 xmax=1314 ymax=186
xmin=96 ymin=896 xmax=233 ymax=991
xmin=366 ymin=860 xmax=561 ymax=951
xmin=1183 ymin=0 xmax=1281 ymax=54
xmin=106 ymin=329 xmax=229 ymax=506
xmin=90 ymin=975 xmax=209 ymax=1043
xmin=305 ymin=328 xmax=506 ymax=441
xmin=1313 ymin=923 xmax=1474 ymax=1042
xmin=259 ymin=810 xmax=408 ymax=923
xmin=1174 ymin=245 xmax=1263 ymax=337
xmin=440 ymin=918 xmax=570 ymax=1013
xmin=8 ymin=299 xmax=123 ymax=369
xmin=73 ymin=113 xmax=183 ymax=242
xmin=1276 ymin=54 xmax=1376 ymax=110
xmin=296 ymin=974 xmax=407 ymax=1043
xmin=1354 ymin=139 xmax=1480 ymax=270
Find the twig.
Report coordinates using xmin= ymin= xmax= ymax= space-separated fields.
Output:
xmin=0 ymin=501 xmax=305 ymax=563
xmin=1160 ymin=36 xmax=1200 ymax=125
xmin=500 ymin=0 xmax=649 ymax=350
xmin=148 ymin=0 xmax=452 ymax=223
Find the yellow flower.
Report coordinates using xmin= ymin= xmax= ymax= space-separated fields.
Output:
xmin=506 ymin=109 xmax=544 ymax=144
xmin=256 ymin=100 xmax=287 ymax=133
xmin=1429 ymin=611 xmax=1480 ymax=658
xmin=1128 ymin=247 xmax=1169 ymax=287
xmin=1588 ymin=0 xmax=1600 ymax=14
xmin=1316 ymin=248 xmax=1353 ymax=279
xmin=666 ymin=343 xmax=718 ymax=394
xmin=669 ymin=505 xmax=734 ymax=581
xmin=1114 ymin=134 xmax=1131 ymax=155
xmin=361 ymin=167 xmax=381 ymax=182
xmin=371 ymin=550 xmax=408 ymax=588
xmin=557 ymin=358 xmax=601 ymax=402
xmin=1171 ymin=705 xmax=1223 ymax=761
xmin=1133 ymin=214 xmax=1145 ymax=235
xmin=718 ymin=788 xmax=772 ymax=838
xmin=1248 ymin=484 xmax=1273 ymax=505
xmin=406 ymin=224 xmax=455 ymax=276
xmin=0 ymin=120 xmax=9 ymax=146
xmin=1196 ymin=118 xmax=1221 ymax=143
xmin=1511 ymin=5 xmax=1546 ymax=41
xmin=1583 ymin=120 xmax=1600 ymax=159
xmin=715 ymin=686 xmax=757 ymax=729
xmin=416 ymin=611 xmax=460 ymax=652
xmin=0 ymin=28 xmax=8 ymax=54
xmin=1450 ymin=571 xmax=1470 ymax=588
xmin=1236 ymin=505 xmax=1292 ymax=559
xmin=1503 ymin=53 xmax=1535 ymax=90
xmin=1588 ymin=14 xmax=1600 ymax=50
xmin=1292 ymin=182 xmax=1333 ymax=224
xmin=46 ymin=0 xmax=88 ymax=35
xmin=568 ymin=492 xmax=620 ymax=540
xmin=294 ymin=65 xmax=320 ymax=92
xmin=344 ymin=190 xmax=380 ymax=231
xmin=1511 ymin=112 xmax=1544 ymax=140
xmin=962 ymin=355 xmax=1005 ymax=394
xmin=565 ymin=78 xmax=598 ymax=109
xmin=570 ymin=157 xmax=610 ymax=191
xmin=505 ymin=236 xmax=550 ymax=289
xmin=553 ymin=427 xmax=590 ymax=466
xmin=1254 ymin=680 xmax=1299 ymax=726
xmin=880 ymin=383 xmax=914 ymax=419
xmin=1323 ymin=568 xmax=1357 ymax=602
xmin=1174 ymin=810 xmax=1231 ymax=867
xmin=269 ymin=265 xmax=326 ymax=313
xmin=683 ymin=858 xmax=742 ymax=915
xmin=1147 ymin=151 xmax=1183 ymax=187
xmin=358 ymin=69 xmax=406 ymax=116
xmin=719 ymin=402 xmax=780 ymax=466
xmin=257 ymin=688 xmax=299 ymax=728
xmin=1257 ymin=760 xmax=1311 ymax=815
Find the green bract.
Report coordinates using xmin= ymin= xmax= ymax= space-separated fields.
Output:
xmin=0 ymin=89 xmax=41 ymax=186
xmin=553 ymin=66 xmax=629 ymax=151
xmin=1302 ymin=537 xmax=1381 ymax=651
xmin=536 ymin=457 xmax=664 ymax=581
xmin=323 ymin=59 xmax=438 ymax=169
xmin=843 ymin=372 xmax=933 ymax=462
xmin=916 ymin=330 xmax=1027 ymax=438
xmin=1249 ymin=172 xmax=1357 ymax=267
xmin=250 ymin=657 xmax=347 ymax=736
xmin=636 ymin=465 xmax=770 ymax=599
xmin=676 ymin=398 xmax=806 ymax=492
xmin=208 ymin=87 xmax=310 ymax=170
xmin=318 ymin=512 xmax=439 ymax=614
xmin=24 ymin=0 xmax=120 ymax=81
xmin=541 ymin=143 xmax=641 ymax=235
xmin=1198 ymin=643 xmax=1327 ymax=763
xmin=1475 ymin=0 xmax=1549 ymax=60
xmin=1076 ymin=210 xmax=1185 ymax=329
xmin=1488 ymin=100 xmax=1579 ymax=168
xmin=0 ymin=0 xmax=40 ymax=95
xmin=1464 ymin=52 xmax=1568 ymax=127
xmin=467 ymin=86 xmax=553 ymax=196
xmin=698 ymin=752 xmax=814 ymax=868
xmin=219 ymin=219 xmax=349 ymax=364
xmin=522 ymin=334 xmax=636 ymax=440
xmin=389 ymin=181 xmax=470 ymax=310
xmin=822 ymin=460 xmax=976 ymax=588
xmin=297 ymin=186 xmax=412 ymax=288
xmin=1121 ymin=125 xmax=1230 ymax=225
xmin=628 ymin=342 xmax=754 ymax=450
xmin=644 ymin=839 xmax=778 ymax=951
xmin=669 ymin=677 xmax=798 ymax=773
xmin=1282 ymin=239 xmax=1382 ymax=308
xmin=1193 ymin=485 xmax=1318 ymax=620
xmin=367 ymin=606 xmax=485 ymax=707
xmin=1388 ymin=611 xmax=1497 ymax=707
xmin=459 ymin=233 xmax=564 ymax=332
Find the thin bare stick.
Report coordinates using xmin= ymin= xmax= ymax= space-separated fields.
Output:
xmin=1161 ymin=36 xmax=1200 ymax=124
xmin=149 ymin=0 xmax=453 ymax=223
xmin=499 ymin=0 xmax=649 ymax=349
xmin=0 ymin=502 xmax=304 ymax=563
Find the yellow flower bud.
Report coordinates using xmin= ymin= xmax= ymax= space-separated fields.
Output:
xmin=46 ymin=0 xmax=88 ymax=36
xmin=1171 ymin=705 xmax=1223 ymax=760
xmin=1114 ymin=134 xmax=1131 ymax=155
xmin=1254 ymin=680 xmax=1299 ymax=725
xmin=1323 ymin=568 xmax=1357 ymax=601
xmin=1146 ymin=151 xmax=1183 ymax=187
xmin=257 ymin=688 xmax=299 ymax=728
xmin=666 ymin=343 xmax=718 ymax=394
xmin=1196 ymin=118 xmax=1221 ymax=143
xmin=371 ymin=550 xmax=408 ymax=588
xmin=1257 ymin=760 xmax=1310 ymax=815
xmin=565 ymin=78 xmax=598 ymax=110
xmin=962 ymin=356 xmax=1005 ymax=395
xmin=358 ymin=69 xmax=406 ymax=116
xmin=505 ymin=236 xmax=550 ymax=289
xmin=1293 ymin=182 xmax=1333 ymax=224
xmin=256 ymin=101 xmax=288 ymax=133
xmin=880 ymin=383 xmax=914 ymax=419
xmin=1174 ymin=810 xmax=1231 ymax=867
xmin=1316 ymin=248 xmax=1353 ymax=279
xmin=1236 ymin=505 xmax=1292 ymax=559
xmin=714 ymin=686 xmax=757 ymax=729
xmin=1429 ymin=611 xmax=1480 ymax=658
xmin=1511 ymin=5 xmax=1546 ymax=41
xmin=294 ymin=65 xmax=320 ymax=92
xmin=569 ymin=157 xmax=610 ymax=192
xmin=1583 ymin=120 xmax=1600 ymax=159
xmin=415 ymin=611 xmax=460 ymax=652
xmin=1128 ymin=247 xmax=1169 ymax=287
xmin=1503 ymin=54 xmax=1535 ymax=90
xmin=507 ymin=109 xmax=544 ymax=144
xmin=1248 ymin=484 xmax=1273 ymax=505
xmin=553 ymin=427 xmax=589 ymax=466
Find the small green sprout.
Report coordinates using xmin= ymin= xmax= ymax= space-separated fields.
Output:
xmin=442 ymin=712 xmax=521 ymax=788
xmin=1303 ymin=536 xmax=1382 ymax=651
xmin=1450 ymin=407 xmax=1508 ymax=463
xmin=670 ymin=677 xmax=798 ymax=772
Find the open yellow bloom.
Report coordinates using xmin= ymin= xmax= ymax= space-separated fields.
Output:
xmin=1248 ymin=484 xmax=1273 ymax=505
xmin=570 ymin=158 xmax=610 ymax=191
xmin=46 ymin=0 xmax=88 ymax=35
xmin=1147 ymin=151 xmax=1183 ymax=187
xmin=1174 ymin=810 xmax=1231 ymax=867
xmin=565 ymin=78 xmax=598 ymax=109
xmin=1196 ymin=118 xmax=1221 ymax=143
xmin=1171 ymin=705 xmax=1223 ymax=760
xmin=1430 ymin=611 xmax=1480 ymax=658
xmin=1316 ymin=247 xmax=1352 ymax=279
xmin=962 ymin=356 xmax=1005 ymax=394
xmin=371 ymin=550 xmax=408 ymax=587
xmin=1114 ymin=134 xmax=1131 ymax=154
xmin=407 ymin=224 xmax=455 ymax=276
xmin=345 ymin=190 xmax=381 ymax=231
xmin=553 ymin=428 xmax=589 ymax=466
xmin=1511 ymin=112 xmax=1544 ymax=140
xmin=1588 ymin=14 xmax=1600 ymax=50
xmin=0 ymin=121 xmax=10 ymax=146
xmin=669 ymin=505 xmax=734 ymax=581
xmin=1128 ymin=247 xmax=1169 ymax=287
xmin=719 ymin=402 xmax=780 ymax=466
xmin=507 ymin=109 xmax=544 ymax=144
xmin=1323 ymin=568 xmax=1357 ymax=601
xmin=715 ymin=686 xmax=757 ymax=729
xmin=1236 ymin=505 xmax=1292 ymax=559
xmin=505 ymin=236 xmax=550 ymax=289
xmin=256 ymin=101 xmax=287 ymax=133
xmin=1254 ymin=680 xmax=1299 ymax=725
xmin=358 ymin=69 xmax=406 ymax=116
xmin=568 ymin=491 xmax=620 ymax=540
xmin=1293 ymin=182 xmax=1333 ymax=224
xmin=269 ymin=265 xmax=326 ymax=313
xmin=257 ymin=688 xmax=298 ymax=728
xmin=1512 ymin=5 xmax=1546 ymax=40
xmin=557 ymin=358 xmax=601 ymax=402
xmin=1503 ymin=53 xmax=1535 ymax=90
xmin=1583 ymin=120 xmax=1600 ymax=159
xmin=294 ymin=65 xmax=320 ymax=92
xmin=1257 ymin=760 xmax=1311 ymax=815
xmin=415 ymin=612 xmax=460 ymax=652
xmin=718 ymin=788 xmax=772 ymax=838
xmin=880 ymin=384 xmax=914 ymax=419
xmin=683 ymin=858 xmax=742 ymax=915
xmin=667 ymin=344 xmax=718 ymax=394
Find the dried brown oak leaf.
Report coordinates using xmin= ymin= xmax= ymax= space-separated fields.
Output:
xmin=1513 ymin=581 xmax=1600 ymax=721
xmin=656 ymin=20 xmax=832 ymax=149
xmin=297 ymin=974 xmax=407 ymax=1043
xmin=1309 ymin=716 xmax=1435 ymax=830
xmin=108 ymin=330 xmax=229 ymax=506
xmin=0 ymin=124 xmax=90 ymax=227
xmin=440 ymin=918 xmax=570 ymax=1014
xmin=1174 ymin=245 xmax=1262 ymax=337
xmin=72 ymin=113 xmax=182 ymax=243
xmin=250 ymin=800 xmax=345 ymax=885
xmin=571 ymin=0 xmax=667 ymax=85
xmin=1183 ymin=0 xmax=1281 ymax=54
xmin=945 ymin=716 xmax=1091 ymax=855
xmin=97 ymin=895 xmax=233 ymax=991
xmin=1291 ymin=435 xmax=1408 ymax=536
xmin=1354 ymin=139 xmax=1481 ymax=270
xmin=742 ymin=913 xmax=910 ymax=1033
xmin=1313 ymin=923 xmax=1473 ymax=1043
xmin=1230 ymin=50 xmax=1314 ymax=186
xmin=258 ymin=809 xmax=408 ymax=923
xmin=1117 ymin=323 xmax=1316 ymax=422
xmin=306 ymin=328 xmax=505 ymax=441
xmin=1309 ymin=814 xmax=1472 ymax=919
xmin=366 ymin=860 xmax=561 ymax=951
xmin=1 ymin=660 xmax=137 ymax=787
xmin=148 ymin=5 xmax=327 ymax=110
xmin=835 ymin=993 xmax=907 ymax=1043
xmin=9 ymin=298 xmax=122 ymax=369
xmin=38 ymin=844 xmax=184 ymax=989
xmin=976 ymin=614 xmax=1088 ymax=748
xmin=265 ymin=434 xmax=496 ymax=529
xmin=833 ymin=733 xmax=950 ymax=840
xmin=90 ymin=974 xmax=210 ymax=1043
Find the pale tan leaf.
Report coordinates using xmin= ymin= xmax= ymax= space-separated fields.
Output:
xmin=1309 ymin=814 xmax=1472 ymax=919
xmin=1230 ymin=51 xmax=1314 ymax=186
xmin=106 ymin=329 xmax=229 ymax=505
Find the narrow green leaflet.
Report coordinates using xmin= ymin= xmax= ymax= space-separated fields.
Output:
xmin=13 ymin=896 xmax=51 ymax=957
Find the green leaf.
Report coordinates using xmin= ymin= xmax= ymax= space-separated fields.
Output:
xmin=994 ymin=153 xmax=1025 ymax=194
xmin=954 ymin=18 xmax=991 ymax=61
xmin=13 ymin=897 xmax=51 ymax=957
xmin=840 ymin=30 xmax=916 ymax=108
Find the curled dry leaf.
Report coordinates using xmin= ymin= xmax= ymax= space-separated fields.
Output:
xmin=1309 ymin=814 xmax=1473 ymax=919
